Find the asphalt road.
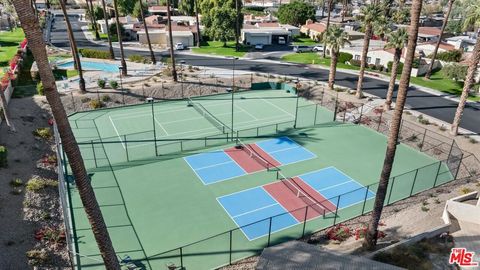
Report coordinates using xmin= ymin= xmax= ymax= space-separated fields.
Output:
xmin=50 ymin=13 xmax=480 ymax=134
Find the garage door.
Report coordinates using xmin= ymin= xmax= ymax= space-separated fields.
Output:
xmin=248 ymin=35 xmax=269 ymax=45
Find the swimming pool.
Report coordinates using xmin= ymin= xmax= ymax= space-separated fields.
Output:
xmin=57 ymin=60 xmax=119 ymax=73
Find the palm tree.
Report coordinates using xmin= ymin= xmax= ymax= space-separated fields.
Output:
xmin=11 ymin=0 xmax=120 ymax=267
xmin=363 ymin=0 xmax=423 ymax=250
xmin=323 ymin=25 xmax=350 ymax=90
xmin=235 ymin=0 xmax=240 ymax=51
xmin=194 ymin=0 xmax=201 ymax=46
xmin=112 ymin=0 xmax=127 ymax=75
xmin=87 ymin=0 xmax=100 ymax=40
xmin=450 ymin=5 xmax=480 ymax=135
xmin=59 ymin=0 xmax=86 ymax=93
xmin=166 ymin=0 xmax=178 ymax=81
xmin=355 ymin=3 xmax=382 ymax=98
xmin=384 ymin=28 xmax=408 ymax=110
xmin=322 ymin=0 xmax=333 ymax=58
xmin=425 ymin=0 xmax=455 ymax=79
xmin=139 ymin=0 xmax=156 ymax=64
xmin=100 ymin=0 xmax=115 ymax=59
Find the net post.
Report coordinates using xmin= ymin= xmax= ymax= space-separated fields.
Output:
xmin=267 ymin=217 xmax=273 ymax=247
xmin=180 ymin=140 xmax=183 ymax=152
xmin=387 ymin=177 xmax=395 ymax=205
xmin=409 ymin=169 xmax=419 ymax=196
xmin=124 ymin=135 xmax=129 ymax=162
xmin=275 ymin=123 xmax=278 ymax=133
xmin=333 ymin=196 xmax=340 ymax=225
xmin=361 ymin=184 xmax=370 ymax=215
xmin=205 ymin=137 xmax=207 ymax=147
xmin=229 ymin=230 xmax=233 ymax=265
xmin=433 ymin=161 xmax=443 ymax=187
xmin=91 ymin=141 xmax=97 ymax=168
xmin=302 ymin=206 xmax=309 ymax=238
xmin=180 ymin=247 xmax=183 ymax=268
xmin=151 ymin=100 xmax=158 ymax=156
xmin=294 ymin=94 xmax=299 ymax=128
xmin=313 ymin=104 xmax=318 ymax=125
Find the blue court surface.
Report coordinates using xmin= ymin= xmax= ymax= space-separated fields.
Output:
xmin=217 ymin=187 xmax=298 ymax=240
xmin=256 ymin=136 xmax=317 ymax=165
xmin=184 ymin=150 xmax=246 ymax=184
xmin=298 ymin=167 xmax=376 ymax=209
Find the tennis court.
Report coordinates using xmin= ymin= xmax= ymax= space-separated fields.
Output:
xmin=62 ymin=86 xmax=455 ymax=270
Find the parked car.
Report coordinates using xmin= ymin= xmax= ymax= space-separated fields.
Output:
xmin=254 ymin=44 xmax=264 ymax=50
xmin=278 ymin=36 xmax=286 ymax=45
xmin=174 ymin=43 xmax=185 ymax=50
xmin=312 ymin=45 xmax=324 ymax=52
xmin=293 ymin=45 xmax=312 ymax=53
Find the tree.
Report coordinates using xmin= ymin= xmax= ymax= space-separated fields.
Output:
xmin=100 ymin=0 xmax=115 ymax=59
xmin=200 ymin=0 xmax=242 ymax=43
xmin=207 ymin=6 xmax=236 ymax=46
xmin=364 ymin=0 xmax=423 ymax=250
xmin=59 ymin=0 xmax=86 ymax=93
xmin=109 ymin=22 xmax=125 ymax=41
xmin=355 ymin=3 xmax=383 ymax=98
xmin=11 ymin=0 xmax=120 ymax=267
xmin=322 ymin=25 xmax=350 ymax=90
xmin=118 ymin=0 xmax=136 ymax=15
xmin=93 ymin=5 xmax=104 ymax=20
xmin=322 ymin=0 xmax=333 ymax=58
xmin=391 ymin=7 xmax=409 ymax=24
xmin=445 ymin=19 xmax=464 ymax=35
xmin=86 ymin=0 xmax=100 ymax=40
xmin=166 ymin=0 xmax=178 ymax=81
xmin=384 ymin=28 xmax=408 ymax=110
xmin=113 ymin=0 xmax=127 ymax=75
xmin=194 ymin=0 xmax=201 ymax=46
xmin=138 ymin=0 xmax=155 ymax=64
xmin=132 ymin=0 xmax=147 ymax=19
xmin=425 ymin=0 xmax=455 ymax=79
xmin=276 ymin=0 xmax=315 ymax=26
xmin=179 ymin=0 xmax=195 ymax=15
xmin=450 ymin=4 xmax=480 ymax=135
xmin=442 ymin=63 xmax=468 ymax=81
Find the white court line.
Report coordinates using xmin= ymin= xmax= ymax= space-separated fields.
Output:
xmin=268 ymin=145 xmax=301 ymax=154
xmin=154 ymin=118 xmax=169 ymax=136
xmin=195 ymin=160 xmax=236 ymax=171
xmin=108 ymin=116 xmax=125 ymax=149
xmin=234 ymin=104 xmax=258 ymax=121
xmin=316 ymin=180 xmax=355 ymax=193
xmin=259 ymin=98 xmax=295 ymax=117
xmin=231 ymin=203 xmax=279 ymax=219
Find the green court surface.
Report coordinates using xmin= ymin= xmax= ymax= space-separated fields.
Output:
xmin=64 ymin=88 xmax=453 ymax=270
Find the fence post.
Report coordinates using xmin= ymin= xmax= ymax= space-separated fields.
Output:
xmin=358 ymin=105 xmax=364 ymax=124
xmin=420 ymin=129 xmax=427 ymax=151
xmin=333 ymin=196 xmax=340 ymax=225
xmin=124 ymin=135 xmax=129 ymax=162
xmin=361 ymin=184 xmax=370 ymax=215
xmin=432 ymin=161 xmax=443 ymax=187
xmin=387 ymin=177 xmax=395 ymax=205
xmin=91 ymin=141 xmax=97 ymax=168
xmin=250 ymin=73 xmax=253 ymax=88
xmin=180 ymin=140 xmax=183 ymax=152
xmin=333 ymin=97 xmax=338 ymax=122
xmin=446 ymin=140 xmax=455 ymax=161
xmin=302 ymin=206 xmax=309 ymax=237
xmin=70 ymin=91 xmax=76 ymax=112
xmin=377 ymin=110 xmax=383 ymax=131
xmin=454 ymin=153 xmax=464 ymax=180
xmin=320 ymin=88 xmax=324 ymax=106
xmin=313 ymin=104 xmax=318 ymax=125
xmin=267 ymin=217 xmax=273 ymax=247
xmin=294 ymin=94 xmax=300 ymax=128
xmin=180 ymin=247 xmax=183 ymax=268
xmin=229 ymin=230 xmax=233 ymax=265
xmin=409 ymin=169 xmax=420 ymax=196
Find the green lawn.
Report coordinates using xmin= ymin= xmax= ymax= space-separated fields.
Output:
xmin=0 ymin=28 xmax=25 ymax=75
xmin=281 ymin=52 xmax=359 ymax=71
xmin=191 ymin=41 xmax=249 ymax=57
xmin=292 ymin=37 xmax=320 ymax=46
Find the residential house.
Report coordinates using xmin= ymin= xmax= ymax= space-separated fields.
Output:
xmin=97 ymin=16 xmax=139 ymax=41
xmin=300 ymin=20 xmax=326 ymax=41
xmin=416 ymin=41 xmax=456 ymax=56
xmin=241 ymin=22 xmax=299 ymax=45
xmin=148 ymin=6 xmax=178 ymax=16
xmin=445 ymin=36 xmax=478 ymax=52
xmin=417 ymin=27 xmax=442 ymax=42
xmin=244 ymin=13 xmax=277 ymax=25
xmin=137 ymin=22 xmax=197 ymax=47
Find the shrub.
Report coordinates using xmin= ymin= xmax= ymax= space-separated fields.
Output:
xmin=97 ymin=79 xmax=106 ymax=89
xmin=433 ymin=49 xmax=462 ymax=62
xmin=326 ymin=224 xmax=351 ymax=242
xmin=368 ymin=63 xmax=376 ymax=70
xmin=412 ymin=58 xmax=420 ymax=68
xmin=460 ymin=187 xmax=473 ymax=194
xmin=26 ymin=249 xmax=49 ymax=266
xmin=78 ymin=48 xmax=111 ymax=59
xmin=0 ymin=145 xmax=7 ymax=167
xmin=10 ymin=178 xmax=23 ymax=187
xmin=109 ymin=80 xmax=118 ymax=89
xmin=100 ymin=95 xmax=111 ymax=102
xmin=338 ymin=52 xmax=353 ymax=64
xmin=128 ymin=54 xmax=144 ymax=63
xmin=442 ymin=63 xmax=468 ymax=81
xmin=349 ymin=59 xmax=361 ymax=66
xmin=376 ymin=65 xmax=384 ymax=72
xmin=26 ymin=177 xmax=58 ymax=192
xmin=89 ymin=99 xmax=103 ymax=109
xmin=387 ymin=61 xmax=404 ymax=74
xmin=80 ymin=97 xmax=91 ymax=103
xmin=36 ymin=82 xmax=44 ymax=96
xmin=354 ymin=222 xmax=386 ymax=240
xmin=33 ymin=127 xmax=52 ymax=139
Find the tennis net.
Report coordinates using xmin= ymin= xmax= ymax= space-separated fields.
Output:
xmin=188 ymin=98 xmax=230 ymax=133
xmin=236 ymin=139 xmax=277 ymax=171
xmin=278 ymin=172 xmax=328 ymax=216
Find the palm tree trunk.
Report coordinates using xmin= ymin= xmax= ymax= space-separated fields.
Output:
xmin=166 ymin=0 xmax=178 ymax=82
xmin=321 ymin=0 xmax=325 ymax=17
xmin=425 ymin=0 xmax=454 ymax=79
xmin=450 ymin=36 xmax=480 ymax=135
xmin=87 ymin=0 xmax=100 ymax=40
xmin=363 ymin=0 xmax=423 ymax=250
xmin=235 ymin=0 xmax=240 ymax=52
xmin=11 ymin=0 xmax=120 ymax=267
xmin=328 ymin=50 xmax=338 ymax=90
xmin=341 ymin=0 xmax=346 ymax=22
xmin=355 ymin=23 xmax=372 ymax=98
xmin=322 ymin=0 xmax=332 ymax=58
xmin=112 ymin=0 xmax=127 ymax=76
xmin=384 ymin=48 xmax=401 ymax=110
xmin=0 ymin=89 xmax=16 ymax=132
xmin=194 ymin=0 xmax=201 ymax=46
xmin=139 ymin=0 xmax=156 ymax=64
xmin=100 ymin=0 xmax=115 ymax=59
xmin=60 ymin=0 xmax=86 ymax=93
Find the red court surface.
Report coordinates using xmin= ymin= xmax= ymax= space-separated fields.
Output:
xmin=225 ymin=144 xmax=281 ymax=173
xmin=263 ymin=177 xmax=336 ymax=222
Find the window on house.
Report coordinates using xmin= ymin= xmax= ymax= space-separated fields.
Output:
xmin=354 ymin=55 xmax=360 ymax=60
xmin=375 ymin=58 xmax=381 ymax=65
xmin=367 ymin=57 xmax=371 ymax=63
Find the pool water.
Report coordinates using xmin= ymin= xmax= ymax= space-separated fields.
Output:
xmin=57 ymin=61 xmax=119 ymax=73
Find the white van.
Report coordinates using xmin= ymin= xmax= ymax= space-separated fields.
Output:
xmin=293 ymin=45 xmax=312 ymax=53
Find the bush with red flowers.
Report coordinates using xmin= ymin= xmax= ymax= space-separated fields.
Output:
xmin=354 ymin=222 xmax=387 ymax=240
xmin=34 ymin=226 xmax=66 ymax=248
xmin=326 ymin=224 xmax=351 ymax=242
xmin=20 ymin=38 xmax=28 ymax=49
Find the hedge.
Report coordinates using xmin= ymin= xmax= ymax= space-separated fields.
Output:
xmin=387 ymin=61 xmax=404 ymax=74
xmin=431 ymin=49 xmax=462 ymax=62
xmin=79 ymin=48 xmax=111 ymax=59
xmin=338 ymin=52 xmax=353 ymax=64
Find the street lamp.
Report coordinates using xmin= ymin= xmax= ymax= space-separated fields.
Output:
xmin=230 ymin=57 xmax=238 ymax=137
xmin=118 ymin=66 xmax=125 ymax=104
xmin=180 ymin=60 xmax=186 ymax=98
